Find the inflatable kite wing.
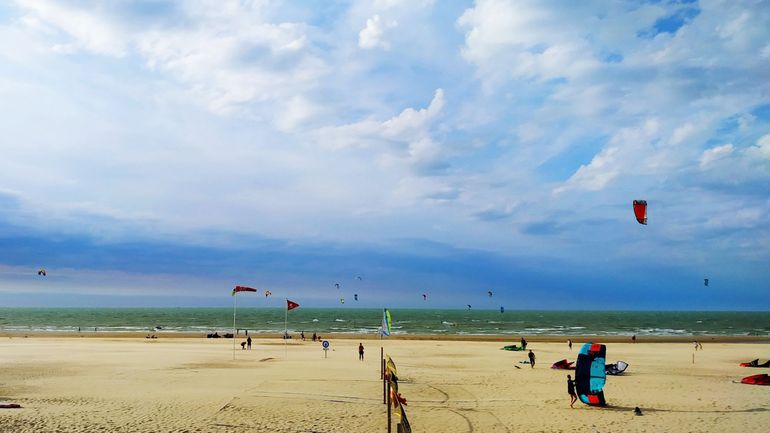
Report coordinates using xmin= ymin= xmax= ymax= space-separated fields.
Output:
xmin=741 ymin=374 xmax=770 ymax=386
xmin=551 ymin=359 xmax=575 ymax=370
xmin=633 ymin=200 xmax=647 ymax=225
xmin=605 ymin=361 xmax=629 ymax=375
xmin=576 ymin=343 xmax=607 ymax=406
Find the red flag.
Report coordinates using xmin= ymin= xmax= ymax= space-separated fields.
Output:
xmin=286 ymin=299 xmax=300 ymax=311
xmin=232 ymin=286 xmax=257 ymax=296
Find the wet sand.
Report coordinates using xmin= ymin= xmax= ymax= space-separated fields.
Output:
xmin=1 ymin=336 xmax=769 ymax=432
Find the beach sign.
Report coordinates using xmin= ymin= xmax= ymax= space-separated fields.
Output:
xmin=322 ymin=340 xmax=330 ymax=358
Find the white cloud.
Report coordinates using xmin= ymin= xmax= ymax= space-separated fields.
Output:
xmin=17 ymin=0 xmax=128 ymax=56
xmin=358 ymin=15 xmax=397 ymax=50
xmin=699 ymin=143 xmax=734 ymax=168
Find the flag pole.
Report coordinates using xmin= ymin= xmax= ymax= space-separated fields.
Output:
xmin=232 ymin=293 xmax=237 ymax=360
xmin=284 ymin=299 xmax=288 ymax=358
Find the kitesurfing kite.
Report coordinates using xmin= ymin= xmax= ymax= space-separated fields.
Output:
xmin=356 ymin=276 xmax=363 ymax=281
xmin=575 ymin=343 xmax=607 ymax=406
xmin=467 ymin=304 xmax=472 ymax=310
xmin=264 ymin=290 xmax=272 ymax=297
xmin=335 ymin=283 xmax=340 ymax=289
xmin=487 ymin=290 xmax=493 ymax=297
xmin=354 ymin=294 xmax=358 ymax=301
xmin=500 ymin=306 xmax=505 ymax=313
xmin=704 ymin=278 xmax=709 ymax=286
xmin=37 ymin=269 xmax=46 ymax=276
xmin=340 ymin=298 xmax=345 ymax=304
xmin=633 ymin=200 xmax=647 ymax=225
xmin=422 ymin=293 xmax=427 ymax=301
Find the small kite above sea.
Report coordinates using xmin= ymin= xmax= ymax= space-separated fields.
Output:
xmin=633 ymin=200 xmax=647 ymax=225
xmin=422 ymin=293 xmax=427 ymax=301
xmin=38 ymin=269 xmax=46 ymax=276
xmin=354 ymin=294 xmax=358 ymax=301
xmin=704 ymin=278 xmax=709 ymax=286
xmin=467 ymin=304 xmax=472 ymax=310
xmin=264 ymin=290 xmax=272 ymax=297
xmin=487 ymin=290 xmax=493 ymax=297
xmin=334 ymin=283 xmax=340 ymax=289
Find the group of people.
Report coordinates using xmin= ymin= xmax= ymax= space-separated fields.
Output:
xmin=240 ymin=336 xmax=252 ymax=350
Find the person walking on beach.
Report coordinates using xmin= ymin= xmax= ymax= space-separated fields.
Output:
xmin=567 ymin=374 xmax=577 ymax=408
xmin=312 ymin=333 xmax=317 ymax=342
xmin=247 ymin=335 xmax=252 ymax=350
xmin=568 ymin=339 xmax=572 ymax=350
xmin=301 ymin=331 xmax=305 ymax=341
xmin=528 ymin=349 xmax=536 ymax=368
xmin=358 ymin=343 xmax=365 ymax=361
xmin=632 ymin=335 xmax=636 ymax=343
xmin=521 ymin=337 xmax=527 ymax=350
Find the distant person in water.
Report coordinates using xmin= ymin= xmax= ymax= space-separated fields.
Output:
xmin=567 ymin=374 xmax=577 ymax=408
xmin=247 ymin=336 xmax=252 ymax=350
xmin=528 ymin=350 xmax=536 ymax=368
xmin=358 ymin=343 xmax=365 ymax=361
xmin=568 ymin=339 xmax=572 ymax=350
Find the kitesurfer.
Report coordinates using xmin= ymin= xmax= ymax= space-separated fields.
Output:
xmin=528 ymin=350 xmax=536 ymax=368
xmin=247 ymin=336 xmax=252 ymax=350
xmin=567 ymin=374 xmax=577 ymax=408
xmin=358 ymin=343 xmax=365 ymax=361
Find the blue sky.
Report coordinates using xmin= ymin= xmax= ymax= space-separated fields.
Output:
xmin=1 ymin=0 xmax=769 ymax=309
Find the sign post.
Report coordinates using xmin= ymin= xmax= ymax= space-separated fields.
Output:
xmin=322 ymin=340 xmax=330 ymax=358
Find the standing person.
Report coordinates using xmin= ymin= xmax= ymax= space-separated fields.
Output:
xmin=632 ymin=335 xmax=636 ymax=343
xmin=358 ymin=343 xmax=365 ymax=361
xmin=312 ymin=333 xmax=317 ymax=342
xmin=567 ymin=374 xmax=577 ymax=408
xmin=247 ymin=335 xmax=252 ymax=350
xmin=528 ymin=349 xmax=536 ymax=368
xmin=521 ymin=337 xmax=527 ymax=350
xmin=568 ymin=339 xmax=572 ymax=350
xmin=301 ymin=331 xmax=305 ymax=341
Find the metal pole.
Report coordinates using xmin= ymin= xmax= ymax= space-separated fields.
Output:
xmin=284 ymin=300 xmax=288 ymax=358
xmin=232 ymin=294 xmax=237 ymax=360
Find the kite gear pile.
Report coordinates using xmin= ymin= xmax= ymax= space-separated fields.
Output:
xmin=501 ymin=345 xmax=526 ymax=351
xmin=605 ymin=361 xmax=629 ymax=375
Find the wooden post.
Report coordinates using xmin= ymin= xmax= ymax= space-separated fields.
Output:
xmin=380 ymin=347 xmax=384 ymax=379
xmin=383 ymin=366 xmax=387 ymax=404
xmin=386 ymin=382 xmax=391 ymax=433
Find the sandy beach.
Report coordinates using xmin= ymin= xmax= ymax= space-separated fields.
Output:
xmin=1 ymin=336 xmax=769 ymax=432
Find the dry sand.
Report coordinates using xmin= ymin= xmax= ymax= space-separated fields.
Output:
xmin=1 ymin=336 xmax=768 ymax=432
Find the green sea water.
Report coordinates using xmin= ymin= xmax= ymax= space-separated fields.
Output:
xmin=0 ymin=308 xmax=767 ymax=336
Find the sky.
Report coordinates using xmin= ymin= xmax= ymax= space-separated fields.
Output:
xmin=0 ymin=0 xmax=769 ymax=309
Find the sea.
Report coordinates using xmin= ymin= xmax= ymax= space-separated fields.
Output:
xmin=0 ymin=308 xmax=768 ymax=337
